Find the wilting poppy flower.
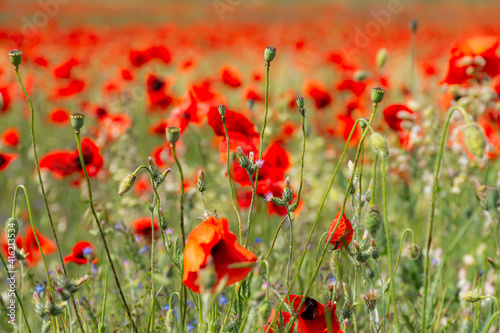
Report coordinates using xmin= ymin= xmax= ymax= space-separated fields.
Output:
xmin=326 ymin=211 xmax=353 ymax=250
xmin=1 ymin=128 xmax=20 ymax=147
xmin=56 ymin=79 xmax=85 ymax=97
xmin=54 ymin=58 xmax=79 ymax=79
xmin=39 ymin=138 xmax=103 ymax=178
xmin=263 ymin=294 xmax=343 ymax=333
xmin=442 ymin=36 xmax=500 ymax=85
xmin=183 ymin=216 xmax=257 ymax=293
xmin=221 ymin=66 xmax=242 ymax=88
xmin=25 ymin=227 xmax=57 ymax=267
xmin=382 ymin=104 xmax=414 ymax=131
xmin=64 ymin=241 xmax=98 ymax=265
xmin=0 ymin=152 xmax=16 ymax=172
xmin=48 ymin=108 xmax=70 ymax=124
xmin=303 ymin=80 xmax=332 ymax=109
xmin=131 ymin=217 xmax=159 ymax=242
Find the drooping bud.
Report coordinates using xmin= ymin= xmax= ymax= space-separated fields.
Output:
xmin=8 ymin=49 xmax=22 ymax=68
xmin=282 ymin=177 xmax=293 ymax=202
xmin=166 ymin=127 xmax=180 ymax=145
xmin=5 ymin=217 xmax=19 ymax=239
xmin=197 ymin=169 xmax=206 ymax=192
xmin=118 ymin=172 xmax=137 ymax=196
xmin=354 ymin=70 xmax=370 ymax=82
xmin=371 ymin=87 xmax=385 ymax=105
xmin=371 ymin=132 xmax=389 ymax=156
xmin=166 ymin=309 xmax=176 ymax=332
xmin=258 ymin=300 xmax=273 ymax=324
xmin=264 ymin=46 xmax=276 ymax=63
xmin=218 ymin=104 xmax=226 ymax=117
xmin=70 ymin=113 xmax=85 ymax=131
xmin=376 ymin=48 xmax=388 ymax=68
xmin=464 ymin=123 xmax=485 ymax=159
xmin=365 ymin=205 xmax=382 ymax=236
xmin=359 ymin=118 xmax=369 ymax=130
xmin=460 ymin=291 xmax=482 ymax=303
xmin=408 ymin=243 xmax=420 ymax=260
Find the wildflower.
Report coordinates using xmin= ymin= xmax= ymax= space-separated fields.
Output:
xmin=183 ymin=216 xmax=257 ymax=293
xmin=326 ymin=211 xmax=353 ymax=250
xmin=35 ymin=284 xmax=44 ymax=294
xmin=1 ymin=128 xmax=20 ymax=147
xmin=131 ymin=217 xmax=159 ymax=242
xmin=218 ymin=294 xmax=228 ymax=306
xmin=0 ymin=152 xmax=17 ymax=172
xmin=265 ymin=192 xmax=274 ymax=202
xmin=64 ymin=241 xmax=98 ymax=265
xmin=461 ymin=291 xmax=482 ymax=303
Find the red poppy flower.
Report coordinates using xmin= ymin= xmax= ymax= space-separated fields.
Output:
xmin=54 ymin=58 xmax=79 ymax=79
xmin=34 ymin=57 xmax=49 ymax=67
xmin=48 ymin=108 xmax=70 ymax=124
xmin=303 ymin=80 xmax=332 ymax=109
xmin=183 ymin=216 xmax=257 ymax=293
xmin=336 ymin=113 xmax=361 ymax=147
xmin=337 ymin=78 xmax=366 ymax=97
xmin=130 ymin=46 xmax=171 ymax=67
xmin=121 ymin=69 xmax=133 ymax=81
xmin=221 ymin=66 xmax=242 ymax=88
xmin=0 ymin=231 xmax=23 ymax=263
xmin=264 ymin=294 xmax=343 ymax=333
xmin=0 ymin=152 xmax=16 ymax=172
xmin=382 ymin=104 xmax=414 ymax=131
xmin=207 ymin=107 xmax=258 ymax=140
xmin=168 ymin=91 xmax=207 ymax=132
xmin=39 ymin=138 xmax=103 ymax=178
xmin=56 ymin=79 xmax=85 ymax=97
xmin=442 ymin=36 xmax=500 ymax=85
xmin=25 ymin=227 xmax=57 ymax=267
xmin=192 ymin=81 xmax=217 ymax=102
xmin=147 ymin=74 xmax=173 ymax=109
xmin=1 ymin=128 xmax=20 ymax=147
xmin=131 ymin=217 xmax=159 ymax=242
xmin=326 ymin=211 xmax=353 ymax=250
xmin=64 ymin=241 xmax=98 ymax=265
xmin=99 ymin=113 xmax=132 ymax=140
xmin=0 ymin=87 xmax=11 ymax=112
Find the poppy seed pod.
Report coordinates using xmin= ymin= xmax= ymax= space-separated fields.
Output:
xmin=464 ymin=123 xmax=485 ymax=159
xmin=264 ymin=46 xmax=276 ymax=62
xmin=8 ymin=49 xmax=22 ymax=68
xmin=460 ymin=291 xmax=482 ymax=303
xmin=376 ymin=48 xmax=388 ymax=68
xmin=371 ymin=87 xmax=385 ymax=104
xmin=296 ymin=96 xmax=305 ymax=109
xmin=218 ymin=104 xmax=226 ymax=117
xmin=70 ymin=113 xmax=85 ymax=131
xmin=166 ymin=127 xmax=180 ymax=144
xmin=5 ymin=217 xmax=19 ymax=239
xmin=371 ymin=132 xmax=389 ymax=156
xmin=365 ymin=205 xmax=382 ymax=236
xmin=118 ymin=172 xmax=137 ymax=196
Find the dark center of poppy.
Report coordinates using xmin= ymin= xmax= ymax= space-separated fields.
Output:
xmin=148 ymin=78 xmax=164 ymax=92
xmin=300 ymin=297 xmax=318 ymax=321
xmin=0 ymin=155 xmax=6 ymax=167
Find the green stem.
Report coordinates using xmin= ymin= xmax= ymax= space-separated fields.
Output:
xmin=392 ymin=229 xmax=415 ymax=278
xmin=483 ymin=312 xmax=500 ymax=333
xmin=14 ymin=67 xmax=85 ymax=333
xmin=296 ymin=112 xmax=307 ymax=203
xmin=98 ymin=261 xmax=109 ymax=333
xmin=371 ymin=153 xmax=379 ymax=206
xmin=421 ymin=105 xmax=470 ymax=332
xmin=222 ymin=116 xmax=243 ymax=242
xmin=74 ymin=131 xmax=138 ymax=333
xmin=285 ymin=209 xmax=294 ymax=297
xmin=245 ymin=61 xmax=271 ymax=248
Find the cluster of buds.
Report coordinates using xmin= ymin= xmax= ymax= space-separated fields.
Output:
xmin=352 ymin=239 xmax=371 ymax=264
xmin=264 ymin=177 xmax=293 ymax=208
xmin=296 ymin=96 xmax=306 ymax=117
xmin=236 ymin=147 xmax=264 ymax=177
xmin=33 ymin=290 xmax=65 ymax=324
xmin=55 ymin=266 xmax=89 ymax=300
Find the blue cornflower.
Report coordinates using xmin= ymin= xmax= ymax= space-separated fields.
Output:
xmin=82 ymin=246 xmax=93 ymax=256
xmin=218 ymin=294 xmax=228 ymax=306
xmin=34 ymin=284 xmax=44 ymax=294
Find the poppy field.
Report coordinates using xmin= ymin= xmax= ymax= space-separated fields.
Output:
xmin=1 ymin=1 xmax=500 ymax=332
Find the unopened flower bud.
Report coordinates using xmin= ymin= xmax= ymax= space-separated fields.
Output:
xmin=376 ymin=48 xmax=388 ymax=68
xmin=118 ymin=172 xmax=137 ymax=196
xmin=371 ymin=87 xmax=385 ymax=104
xmin=197 ymin=169 xmax=206 ymax=192
xmin=166 ymin=309 xmax=176 ymax=332
xmin=166 ymin=127 xmax=180 ymax=145
xmin=408 ymin=243 xmax=420 ymax=260
xmin=264 ymin=46 xmax=276 ymax=63
xmin=359 ymin=118 xmax=369 ymax=129
xmin=354 ymin=70 xmax=370 ymax=82
xmin=371 ymin=132 xmax=389 ymax=156
xmin=464 ymin=123 xmax=485 ymax=159
xmin=365 ymin=205 xmax=382 ymax=236
xmin=258 ymin=300 xmax=273 ymax=324
xmin=282 ymin=177 xmax=293 ymax=202
xmin=218 ymin=104 xmax=226 ymax=117
xmin=461 ymin=291 xmax=482 ymax=303
xmin=9 ymin=49 xmax=22 ymax=68
xmin=5 ymin=217 xmax=19 ymax=239
xmin=70 ymin=113 xmax=85 ymax=131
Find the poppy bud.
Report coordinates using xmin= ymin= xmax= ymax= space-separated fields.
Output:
xmin=408 ymin=243 xmax=420 ymax=260
xmin=354 ymin=70 xmax=370 ymax=82
xmin=70 ymin=113 xmax=85 ymax=131
xmin=359 ymin=118 xmax=369 ymax=130
xmin=487 ymin=257 xmax=500 ymax=270
xmin=365 ymin=205 xmax=382 ymax=236
xmin=464 ymin=123 xmax=485 ymax=159
xmin=218 ymin=104 xmax=226 ymax=117
xmin=376 ymin=48 xmax=388 ymax=68
xmin=296 ymin=96 xmax=305 ymax=109
xmin=460 ymin=291 xmax=482 ymax=303
xmin=371 ymin=87 xmax=385 ymax=105
xmin=5 ymin=217 xmax=19 ymax=239
xmin=409 ymin=19 xmax=418 ymax=33
xmin=166 ymin=309 xmax=176 ymax=332
xmin=258 ymin=300 xmax=272 ymax=324
xmin=8 ymin=49 xmax=22 ymax=68
xmin=118 ymin=172 xmax=137 ymax=196
xmin=371 ymin=132 xmax=389 ymax=156
xmin=264 ymin=46 xmax=276 ymax=63
xmin=197 ymin=169 xmax=206 ymax=192
xmin=166 ymin=127 xmax=180 ymax=145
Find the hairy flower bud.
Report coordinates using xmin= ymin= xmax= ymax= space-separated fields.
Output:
xmin=166 ymin=309 xmax=176 ymax=332
xmin=197 ymin=169 xmax=206 ymax=192
xmin=118 ymin=172 xmax=137 ymax=196
xmin=365 ymin=205 xmax=382 ymax=236
xmin=371 ymin=132 xmax=389 ymax=156
xmin=461 ymin=291 xmax=482 ymax=303
xmin=408 ymin=243 xmax=420 ymax=260
xmin=376 ymin=48 xmax=388 ymax=68
xmin=5 ymin=217 xmax=19 ymax=239
xmin=464 ymin=123 xmax=485 ymax=159
xmin=258 ymin=300 xmax=273 ymax=324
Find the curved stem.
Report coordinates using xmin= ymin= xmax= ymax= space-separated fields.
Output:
xmin=421 ymin=105 xmax=469 ymax=332
xmin=245 ymin=61 xmax=271 ymax=248
xmin=222 ymin=117 xmax=243 ymax=242
xmin=482 ymin=312 xmax=500 ymax=333
xmin=14 ymin=68 xmax=85 ymax=333
xmin=381 ymin=154 xmax=400 ymax=332
xmin=392 ymin=229 xmax=415 ymax=278
xmin=74 ymin=132 xmax=138 ymax=333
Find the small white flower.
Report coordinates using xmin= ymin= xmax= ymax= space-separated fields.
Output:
xmin=255 ymin=159 xmax=264 ymax=168
xmin=264 ymin=192 xmax=273 ymax=202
